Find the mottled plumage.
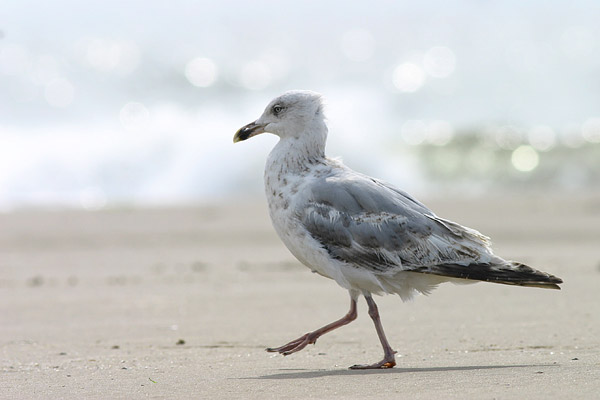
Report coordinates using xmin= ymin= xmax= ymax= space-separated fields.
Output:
xmin=234 ymin=90 xmax=562 ymax=369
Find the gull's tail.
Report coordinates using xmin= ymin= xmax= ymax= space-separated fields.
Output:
xmin=413 ymin=261 xmax=563 ymax=290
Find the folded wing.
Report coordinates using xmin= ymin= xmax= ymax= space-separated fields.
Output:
xmin=299 ymin=170 xmax=562 ymax=289
xmin=300 ymin=171 xmax=494 ymax=274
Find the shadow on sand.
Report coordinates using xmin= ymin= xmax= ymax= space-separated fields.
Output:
xmin=253 ymin=364 xmax=556 ymax=380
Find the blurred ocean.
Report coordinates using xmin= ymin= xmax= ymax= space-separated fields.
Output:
xmin=1 ymin=0 xmax=599 ymax=210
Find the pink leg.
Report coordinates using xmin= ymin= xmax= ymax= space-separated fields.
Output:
xmin=349 ymin=295 xmax=396 ymax=369
xmin=266 ymin=295 xmax=358 ymax=356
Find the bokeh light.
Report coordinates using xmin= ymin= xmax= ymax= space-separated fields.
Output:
xmin=511 ymin=145 xmax=539 ymax=172
xmin=527 ymin=125 xmax=556 ymax=151
xmin=185 ymin=57 xmax=218 ymax=87
xmin=392 ymin=63 xmax=426 ymax=93
xmin=582 ymin=118 xmax=600 ymax=143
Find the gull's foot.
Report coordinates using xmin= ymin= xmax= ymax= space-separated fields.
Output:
xmin=349 ymin=358 xmax=396 ymax=370
xmin=266 ymin=333 xmax=315 ymax=356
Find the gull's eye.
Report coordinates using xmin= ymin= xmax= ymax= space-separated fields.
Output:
xmin=272 ymin=105 xmax=284 ymax=115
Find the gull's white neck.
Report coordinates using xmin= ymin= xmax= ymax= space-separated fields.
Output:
xmin=265 ymin=120 xmax=328 ymax=175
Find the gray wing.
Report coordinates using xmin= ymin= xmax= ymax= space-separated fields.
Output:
xmin=299 ymin=170 xmax=494 ymax=275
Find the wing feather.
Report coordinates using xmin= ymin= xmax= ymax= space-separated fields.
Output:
xmin=300 ymin=171 xmax=493 ymax=275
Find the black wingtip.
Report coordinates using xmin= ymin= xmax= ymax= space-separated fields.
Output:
xmin=414 ymin=262 xmax=563 ymax=290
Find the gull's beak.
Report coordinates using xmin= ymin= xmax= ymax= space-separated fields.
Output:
xmin=233 ymin=121 xmax=266 ymax=143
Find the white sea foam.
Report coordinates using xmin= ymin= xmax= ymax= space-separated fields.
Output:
xmin=1 ymin=1 xmax=599 ymax=208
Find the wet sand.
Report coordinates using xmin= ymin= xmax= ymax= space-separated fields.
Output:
xmin=1 ymin=194 xmax=599 ymax=399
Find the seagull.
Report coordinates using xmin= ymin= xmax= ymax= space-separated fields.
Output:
xmin=233 ymin=90 xmax=563 ymax=369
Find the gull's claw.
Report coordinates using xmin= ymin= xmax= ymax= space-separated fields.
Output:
xmin=266 ymin=333 xmax=315 ymax=355
xmin=349 ymin=359 xmax=396 ymax=370
xmin=266 ymin=297 xmax=358 ymax=358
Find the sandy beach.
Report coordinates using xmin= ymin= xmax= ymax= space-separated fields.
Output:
xmin=1 ymin=194 xmax=599 ymax=399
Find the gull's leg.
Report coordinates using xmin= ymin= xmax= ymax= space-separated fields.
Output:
xmin=349 ymin=294 xmax=396 ymax=369
xmin=266 ymin=291 xmax=358 ymax=356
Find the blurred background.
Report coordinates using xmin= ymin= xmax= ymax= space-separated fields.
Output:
xmin=1 ymin=0 xmax=599 ymax=211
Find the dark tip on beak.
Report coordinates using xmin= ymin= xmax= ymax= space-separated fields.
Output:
xmin=233 ymin=121 xmax=265 ymax=143
xmin=234 ymin=126 xmax=252 ymax=142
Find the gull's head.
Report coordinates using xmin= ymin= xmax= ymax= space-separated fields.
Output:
xmin=234 ymin=90 xmax=325 ymax=143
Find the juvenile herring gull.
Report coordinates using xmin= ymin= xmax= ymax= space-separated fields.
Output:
xmin=233 ymin=90 xmax=563 ymax=369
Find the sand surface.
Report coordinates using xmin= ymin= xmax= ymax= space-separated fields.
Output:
xmin=1 ymin=194 xmax=599 ymax=399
